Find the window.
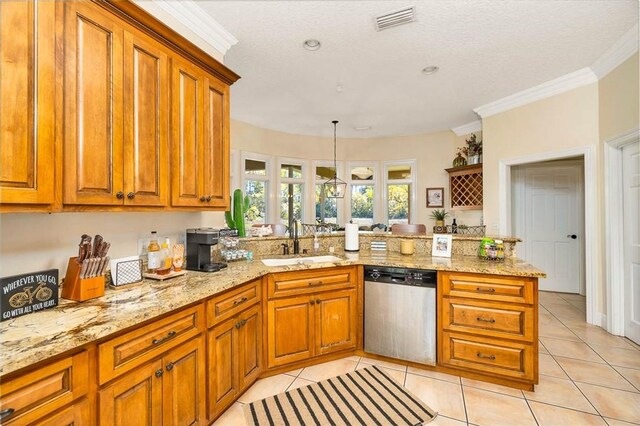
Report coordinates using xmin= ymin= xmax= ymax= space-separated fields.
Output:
xmin=348 ymin=163 xmax=377 ymax=227
xmin=314 ymin=163 xmax=339 ymax=224
xmin=242 ymin=153 xmax=271 ymax=225
xmin=384 ymin=161 xmax=417 ymax=225
xmin=278 ymin=159 xmax=306 ymax=228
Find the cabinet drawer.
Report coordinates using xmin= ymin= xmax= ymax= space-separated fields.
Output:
xmin=98 ymin=304 xmax=204 ymax=385
xmin=442 ymin=298 xmax=534 ymax=341
xmin=441 ymin=332 xmax=535 ymax=381
xmin=441 ymin=272 xmax=534 ymax=304
xmin=207 ymin=279 xmax=261 ymax=328
xmin=268 ymin=266 xmax=356 ymax=298
xmin=32 ymin=398 xmax=89 ymax=426
xmin=0 ymin=351 xmax=88 ymax=425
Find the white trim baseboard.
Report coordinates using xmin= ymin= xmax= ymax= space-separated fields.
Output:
xmin=605 ymin=128 xmax=640 ymax=336
xmin=451 ymin=120 xmax=482 ymax=136
xmin=498 ymin=146 xmax=600 ymax=326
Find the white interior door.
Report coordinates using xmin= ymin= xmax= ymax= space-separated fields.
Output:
xmin=623 ymin=142 xmax=640 ymax=343
xmin=515 ymin=162 xmax=584 ymax=293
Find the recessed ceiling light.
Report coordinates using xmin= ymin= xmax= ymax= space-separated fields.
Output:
xmin=422 ymin=66 xmax=439 ymax=75
xmin=354 ymin=126 xmax=372 ymax=131
xmin=303 ymin=39 xmax=321 ymax=51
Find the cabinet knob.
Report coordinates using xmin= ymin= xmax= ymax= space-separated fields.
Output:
xmin=316 ymin=299 xmax=321 ymax=304
xmin=155 ymin=369 xmax=163 ymax=378
xmin=200 ymin=196 xmax=206 ymax=202
xmin=235 ymin=322 xmax=242 ymax=329
xmin=310 ymin=300 xmax=315 ymax=305
xmin=240 ymin=319 xmax=247 ymax=326
xmin=127 ymin=192 xmax=135 ymax=199
xmin=0 ymin=408 xmax=15 ymax=420
xmin=116 ymin=191 xmax=124 ymax=200
xmin=206 ymin=195 xmax=212 ymax=202
xmin=166 ymin=362 xmax=174 ymax=371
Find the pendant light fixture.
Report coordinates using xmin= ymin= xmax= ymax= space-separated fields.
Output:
xmin=323 ymin=120 xmax=347 ymax=198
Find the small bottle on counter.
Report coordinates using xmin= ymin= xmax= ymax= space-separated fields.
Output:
xmin=495 ymin=239 xmax=505 ymax=260
xmin=451 ymin=219 xmax=458 ymax=234
xmin=157 ymin=238 xmax=172 ymax=275
xmin=147 ymin=231 xmax=161 ymax=273
xmin=313 ymin=233 xmax=320 ymax=252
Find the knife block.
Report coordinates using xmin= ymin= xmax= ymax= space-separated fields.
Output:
xmin=62 ymin=257 xmax=105 ymax=301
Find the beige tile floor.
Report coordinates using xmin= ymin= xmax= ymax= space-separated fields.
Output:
xmin=214 ymin=291 xmax=640 ymax=425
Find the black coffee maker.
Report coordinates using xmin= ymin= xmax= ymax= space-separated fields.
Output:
xmin=186 ymin=228 xmax=228 ymax=272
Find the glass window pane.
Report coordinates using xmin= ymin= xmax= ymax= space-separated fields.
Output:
xmin=315 ymin=184 xmax=337 ymax=224
xmin=281 ymin=163 xmax=303 ymax=179
xmin=280 ymin=183 xmax=303 ymax=225
xmin=351 ymin=184 xmax=374 ymax=227
xmin=245 ymin=180 xmax=267 ymax=224
xmin=351 ymin=166 xmax=375 ymax=181
xmin=316 ymin=166 xmax=335 ymax=180
xmin=245 ymin=159 xmax=266 ymax=175
xmin=387 ymin=165 xmax=411 ymax=180
xmin=388 ymin=184 xmax=410 ymax=225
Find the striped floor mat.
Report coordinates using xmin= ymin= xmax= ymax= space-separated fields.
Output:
xmin=244 ymin=365 xmax=437 ymax=426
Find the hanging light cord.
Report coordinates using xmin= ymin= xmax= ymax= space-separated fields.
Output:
xmin=333 ymin=120 xmax=338 ymax=178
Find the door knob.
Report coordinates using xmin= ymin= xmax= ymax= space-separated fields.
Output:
xmin=567 ymin=234 xmax=577 ymax=239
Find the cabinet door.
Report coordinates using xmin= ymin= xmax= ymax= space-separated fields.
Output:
xmin=122 ymin=30 xmax=168 ymax=206
xmin=0 ymin=1 xmax=55 ymax=206
xmin=267 ymin=296 xmax=314 ymax=368
xmin=63 ymin=2 xmax=124 ymax=205
xmin=99 ymin=359 xmax=163 ymax=426
xmin=202 ymin=74 xmax=230 ymax=209
xmin=315 ymin=290 xmax=357 ymax=356
xmin=207 ymin=317 xmax=239 ymax=419
xmin=238 ymin=305 xmax=262 ymax=391
xmin=162 ymin=336 xmax=207 ymax=425
xmin=171 ymin=58 xmax=205 ymax=207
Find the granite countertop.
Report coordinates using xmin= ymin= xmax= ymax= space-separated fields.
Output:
xmin=0 ymin=252 xmax=544 ymax=377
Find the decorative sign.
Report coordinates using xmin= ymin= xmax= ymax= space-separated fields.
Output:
xmin=1 ymin=269 xmax=59 ymax=321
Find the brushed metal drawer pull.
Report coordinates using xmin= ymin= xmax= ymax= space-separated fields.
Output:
xmin=233 ymin=296 xmax=249 ymax=305
xmin=0 ymin=409 xmax=15 ymax=420
xmin=308 ymin=281 xmax=323 ymax=286
xmin=476 ymin=352 xmax=496 ymax=360
xmin=476 ymin=317 xmax=496 ymax=323
xmin=152 ymin=330 xmax=176 ymax=345
xmin=476 ymin=287 xmax=496 ymax=293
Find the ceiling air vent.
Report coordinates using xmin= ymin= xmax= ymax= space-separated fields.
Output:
xmin=375 ymin=6 xmax=416 ymax=31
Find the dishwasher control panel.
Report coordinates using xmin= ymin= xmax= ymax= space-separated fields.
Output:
xmin=364 ymin=266 xmax=437 ymax=287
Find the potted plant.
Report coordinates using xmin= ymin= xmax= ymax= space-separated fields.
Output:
xmin=225 ymin=189 xmax=250 ymax=237
xmin=430 ymin=209 xmax=449 ymax=227
xmin=465 ymin=133 xmax=483 ymax=165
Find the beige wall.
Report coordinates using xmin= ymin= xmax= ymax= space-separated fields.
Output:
xmin=599 ymin=53 xmax=639 ymax=142
xmin=230 ymin=120 xmax=483 ymax=228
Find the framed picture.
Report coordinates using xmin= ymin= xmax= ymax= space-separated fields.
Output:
xmin=426 ymin=187 xmax=444 ymax=208
xmin=432 ymin=234 xmax=452 ymax=258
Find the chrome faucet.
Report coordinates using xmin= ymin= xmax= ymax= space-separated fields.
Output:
xmin=292 ymin=219 xmax=300 ymax=255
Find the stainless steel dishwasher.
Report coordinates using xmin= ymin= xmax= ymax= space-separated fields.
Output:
xmin=364 ymin=265 xmax=437 ymax=365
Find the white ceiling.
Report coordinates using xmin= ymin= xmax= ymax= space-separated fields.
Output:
xmin=197 ymin=0 xmax=638 ymax=138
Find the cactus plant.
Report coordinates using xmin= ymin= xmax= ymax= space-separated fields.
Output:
xmin=225 ymin=189 xmax=250 ymax=237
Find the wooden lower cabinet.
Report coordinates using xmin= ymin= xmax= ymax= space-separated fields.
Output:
xmin=208 ymin=304 xmax=261 ymax=420
xmin=32 ymin=398 xmax=90 ymax=426
xmin=267 ymin=289 xmax=357 ymax=368
xmin=438 ymin=271 xmax=538 ymax=389
xmin=99 ymin=336 xmax=206 ymax=425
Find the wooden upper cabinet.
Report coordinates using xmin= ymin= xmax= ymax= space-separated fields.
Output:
xmin=203 ymin=74 xmax=230 ymax=209
xmin=171 ymin=58 xmax=231 ymax=209
xmin=63 ymin=1 xmax=124 ymax=205
xmin=0 ymin=1 xmax=55 ymax=207
xmin=171 ymin=58 xmax=205 ymax=208
xmin=122 ymin=30 xmax=169 ymax=206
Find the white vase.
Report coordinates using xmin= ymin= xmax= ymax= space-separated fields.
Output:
xmin=468 ymin=155 xmax=481 ymax=165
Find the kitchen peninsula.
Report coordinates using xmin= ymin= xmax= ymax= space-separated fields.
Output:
xmin=0 ymin=250 xmax=544 ymax=425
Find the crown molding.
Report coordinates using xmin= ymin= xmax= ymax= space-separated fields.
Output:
xmin=451 ymin=120 xmax=482 ymax=136
xmin=140 ymin=0 xmax=238 ymax=56
xmin=591 ymin=23 xmax=639 ymax=79
xmin=474 ymin=67 xmax=597 ymax=118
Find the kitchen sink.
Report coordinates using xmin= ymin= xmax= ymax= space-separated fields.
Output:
xmin=261 ymin=255 xmax=342 ymax=266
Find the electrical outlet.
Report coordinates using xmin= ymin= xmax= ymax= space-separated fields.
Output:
xmin=138 ymin=238 xmax=150 ymax=257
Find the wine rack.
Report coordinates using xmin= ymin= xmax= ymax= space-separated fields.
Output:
xmin=445 ymin=164 xmax=483 ymax=210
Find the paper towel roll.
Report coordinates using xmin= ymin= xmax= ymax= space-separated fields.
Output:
xmin=344 ymin=223 xmax=359 ymax=252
